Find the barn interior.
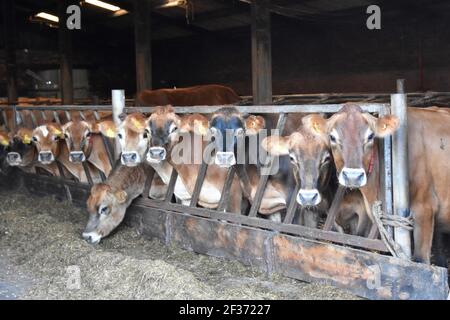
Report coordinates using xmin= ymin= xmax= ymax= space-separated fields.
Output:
xmin=1 ymin=0 xmax=449 ymax=104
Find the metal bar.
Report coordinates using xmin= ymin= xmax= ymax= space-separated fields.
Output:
xmin=53 ymin=111 xmax=61 ymax=124
xmin=142 ymin=166 xmax=155 ymax=199
xmin=323 ymin=185 xmax=346 ymax=231
xmin=82 ymin=161 xmax=94 ymax=185
xmin=40 ymin=110 xmax=47 ymax=122
xmin=65 ymin=110 xmax=72 ymax=121
xmin=2 ymin=110 xmax=9 ymax=130
xmin=217 ymin=166 xmax=236 ymax=212
xmin=12 ymin=105 xmax=17 ymax=131
xmin=112 ymin=90 xmax=125 ymax=161
xmin=165 ymin=169 xmax=178 ymax=202
xmin=2 ymin=103 xmax=389 ymax=114
xmin=189 ymin=160 xmax=209 ymax=207
xmin=390 ymin=79 xmax=412 ymax=259
xmin=284 ymin=183 xmax=300 ymax=224
xmin=30 ymin=111 xmax=38 ymax=128
xmin=79 ymin=111 xmax=86 ymax=121
xmin=248 ymin=113 xmax=287 ymax=217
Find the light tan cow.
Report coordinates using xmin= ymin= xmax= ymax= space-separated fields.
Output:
xmin=61 ymin=119 xmax=113 ymax=178
xmin=304 ymin=103 xmax=450 ymax=264
xmin=83 ymin=163 xmax=148 ymax=244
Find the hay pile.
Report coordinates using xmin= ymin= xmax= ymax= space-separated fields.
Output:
xmin=0 ymin=191 xmax=359 ymax=300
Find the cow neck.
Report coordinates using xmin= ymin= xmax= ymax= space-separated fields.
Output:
xmin=361 ymin=141 xmax=380 ymax=201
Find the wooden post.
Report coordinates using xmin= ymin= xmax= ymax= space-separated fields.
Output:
xmin=58 ymin=0 xmax=74 ymax=104
xmin=2 ymin=0 xmax=18 ymax=105
xmin=112 ymin=90 xmax=125 ymax=161
xmin=251 ymin=0 xmax=272 ymax=105
xmin=390 ymin=79 xmax=412 ymax=258
xmin=134 ymin=0 xmax=152 ymax=97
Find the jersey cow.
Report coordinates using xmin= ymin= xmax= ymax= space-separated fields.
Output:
xmin=83 ymin=163 xmax=147 ymax=244
xmin=305 ymin=103 xmax=450 ymax=264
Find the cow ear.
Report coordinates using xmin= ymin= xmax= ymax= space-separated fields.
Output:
xmin=61 ymin=121 xmax=72 ymax=135
xmin=93 ymin=120 xmax=117 ymax=138
xmin=245 ymin=115 xmax=266 ymax=135
xmin=302 ymin=114 xmax=328 ymax=138
xmin=0 ymin=133 xmax=9 ymax=147
xmin=48 ymin=123 xmax=65 ymax=139
xmin=363 ymin=113 xmax=399 ymax=137
xmin=261 ymin=136 xmax=290 ymax=156
xmin=114 ymin=190 xmax=127 ymax=204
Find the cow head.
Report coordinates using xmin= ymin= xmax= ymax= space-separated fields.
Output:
xmin=7 ymin=128 xmax=35 ymax=167
xmin=83 ymin=183 xmax=128 ymax=244
xmin=32 ymin=123 xmax=65 ymax=165
xmin=95 ymin=113 xmax=150 ymax=167
xmin=62 ymin=120 xmax=94 ymax=163
xmin=145 ymin=105 xmax=181 ymax=163
xmin=209 ymin=107 xmax=265 ymax=168
xmin=305 ymin=104 xmax=399 ymax=188
xmin=262 ymin=123 xmax=331 ymax=207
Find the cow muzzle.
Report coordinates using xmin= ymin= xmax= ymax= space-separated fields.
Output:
xmin=215 ymin=152 xmax=236 ymax=168
xmin=69 ymin=151 xmax=86 ymax=163
xmin=121 ymin=151 xmax=140 ymax=166
xmin=82 ymin=231 xmax=102 ymax=245
xmin=297 ymin=189 xmax=321 ymax=206
xmin=38 ymin=151 xmax=55 ymax=164
xmin=147 ymin=147 xmax=166 ymax=163
xmin=339 ymin=167 xmax=367 ymax=188
xmin=7 ymin=152 xmax=22 ymax=166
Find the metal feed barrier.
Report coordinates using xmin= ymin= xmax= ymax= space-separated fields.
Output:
xmin=1 ymin=87 xmax=448 ymax=300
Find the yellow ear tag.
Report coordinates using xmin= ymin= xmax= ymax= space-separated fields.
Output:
xmin=0 ymin=137 xmax=9 ymax=146
xmin=53 ymin=128 xmax=63 ymax=138
xmin=197 ymin=125 xmax=207 ymax=136
xmin=106 ymin=128 xmax=115 ymax=138
xmin=131 ymin=118 xmax=143 ymax=130
xmin=382 ymin=124 xmax=387 ymax=130
xmin=313 ymin=122 xmax=321 ymax=133
xmin=23 ymin=135 xmax=31 ymax=145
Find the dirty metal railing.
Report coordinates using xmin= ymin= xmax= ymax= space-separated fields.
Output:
xmin=0 ymin=95 xmax=410 ymax=257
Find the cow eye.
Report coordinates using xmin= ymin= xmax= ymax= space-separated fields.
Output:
xmin=117 ymin=133 xmax=123 ymax=139
xmin=64 ymin=133 xmax=69 ymax=139
xmin=235 ymin=128 xmax=244 ymax=136
xmin=99 ymin=206 xmax=109 ymax=215
xmin=289 ymin=154 xmax=296 ymax=163
xmin=32 ymin=136 xmax=38 ymax=142
xmin=329 ymin=134 xmax=337 ymax=143
xmin=53 ymin=135 xmax=60 ymax=141
xmin=367 ymin=132 xmax=375 ymax=141
xmin=169 ymin=125 xmax=178 ymax=134
xmin=85 ymin=132 xmax=91 ymax=138
xmin=322 ymin=154 xmax=331 ymax=164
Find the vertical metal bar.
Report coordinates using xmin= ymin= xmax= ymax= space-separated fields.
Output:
xmin=82 ymin=161 xmax=94 ymax=185
xmin=30 ymin=111 xmax=37 ymax=128
xmin=189 ymin=160 xmax=209 ymax=207
xmin=65 ymin=110 xmax=72 ymax=122
xmin=53 ymin=111 xmax=61 ymax=124
xmin=16 ymin=110 xmax=24 ymax=128
xmin=248 ymin=113 xmax=287 ymax=217
xmin=390 ymin=79 xmax=412 ymax=258
xmin=378 ymin=104 xmax=394 ymax=238
xmin=40 ymin=110 xmax=47 ymax=123
xmin=79 ymin=110 xmax=86 ymax=121
xmin=142 ymin=166 xmax=155 ymax=199
xmin=165 ymin=169 xmax=178 ymax=202
xmin=323 ymin=185 xmax=346 ymax=231
xmin=12 ymin=105 xmax=17 ymax=131
xmin=112 ymin=90 xmax=125 ymax=161
xmin=217 ymin=166 xmax=236 ymax=212
xmin=283 ymin=183 xmax=300 ymax=224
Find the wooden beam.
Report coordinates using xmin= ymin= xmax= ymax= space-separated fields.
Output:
xmin=58 ymin=0 xmax=74 ymax=104
xmin=2 ymin=0 xmax=18 ymax=104
xmin=134 ymin=0 xmax=152 ymax=94
xmin=251 ymin=0 xmax=272 ymax=105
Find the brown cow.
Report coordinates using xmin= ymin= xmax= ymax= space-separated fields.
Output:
xmin=137 ymin=84 xmax=240 ymax=106
xmin=61 ymin=119 xmax=113 ymax=177
xmin=304 ymin=104 xmax=450 ymax=264
xmin=83 ymin=163 xmax=148 ymax=244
